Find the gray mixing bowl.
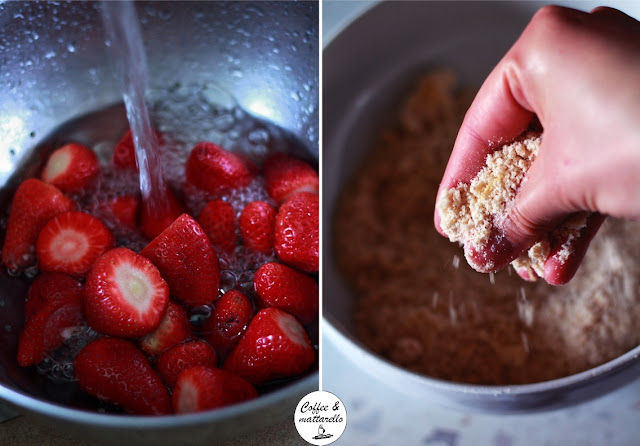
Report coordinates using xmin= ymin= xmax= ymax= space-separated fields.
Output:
xmin=0 ymin=1 xmax=318 ymax=444
xmin=323 ymin=0 xmax=640 ymax=413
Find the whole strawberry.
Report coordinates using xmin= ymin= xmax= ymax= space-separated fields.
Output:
xmin=222 ymin=307 xmax=315 ymax=384
xmin=185 ymin=142 xmax=253 ymax=195
xmin=239 ymin=201 xmax=276 ymax=254
xmin=254 ymin=262 xmax=318 ymax=325
xmin=36 ymin=211 xmax=114 ymax=277
xmin=173 ymin=366 xmax=257 ymax=414
xmin=200 ymin=289 xmax=254 ymax=358
xmin=156 ymin=339 xmax=218 ymax=388
xmin=274 ymin=192 xmax=319 ymax=272
xmin=84 ymin=247 xmax=169 ymax=338
xmin=40 ymin=143 xmax=100 ymax=193
xmin=1 ymin=179 xmax=74 ymax=271
xmin=140 ymin=214 xmax=220 ymax=307
xmin=197 ymin=200 xmax=237 ymax=255
xmin=139 ymin=187 xmax=186 ymax=240
xmin=74 ymin=337 xmax=171 ymax=415
xmin=263 ymin=153 xmax=318 ymax=205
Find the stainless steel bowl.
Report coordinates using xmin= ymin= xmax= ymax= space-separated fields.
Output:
xmin=323 ymin=0 xmax=640 ymax=413
xmin=0 ymin=1 xmax=318 ymax=444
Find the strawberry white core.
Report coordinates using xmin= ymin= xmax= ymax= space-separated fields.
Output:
xmin=176 ymin=379 xmax=198 ymax=413
xmin=276 ymin=311 xmax=307 ymax=347
xmin=50 ymin=229 xmax=88 ymax=262
xmin=114 ymin=264 xmax=156 ymax=313
xmin=43 ymin=148 xmax=71 ymax=182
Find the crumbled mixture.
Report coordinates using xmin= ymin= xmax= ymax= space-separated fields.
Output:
xmin=333 ymin=71 xmax=640 ymax=384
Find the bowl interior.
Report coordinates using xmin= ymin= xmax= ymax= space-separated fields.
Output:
xmin=0 ymin=0 xmax=318 ymax=439
xmin=322 ymin=0 xmax=640 ymax=412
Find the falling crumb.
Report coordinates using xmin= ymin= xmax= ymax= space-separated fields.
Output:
xmin=333 ymin=71 xmax=640 ymax=384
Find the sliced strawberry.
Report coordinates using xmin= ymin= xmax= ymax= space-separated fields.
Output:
xmin=222 ymin=307 xmax=315 ymax=384
xmin=2 ymin=179 xmax=74 ymax=271
xmin=24 ymin=272 xmax=83 ymax=322
xmin=36 ymin=211 xmax=114 ymax=277
xmin=173 ymin=366 xmax=257 ymax=414
xmin=139 ymin=301 xmax=192 ymax=356
xmin=84 ymin=247 xmax=169 ymax=338
xmin=17 ymin=300 xmax=84 ymax=367
xmin=274 ymin=192 xmax=319 ymax=272
xmin=112 ymin=130 xmax=137 ymax=170
xmin=263 ymin=153 xmax=318 ymax=205
xmin=140 ymin=214 xmax=220 ymax=307
xmin=40 ymin=143 xmax=100 ymax=193
xmin=74 ymin=337 xmax=171 ymax=415
xmin=109 ymin=195 xmax=140 ymax=229
xmin=156 ymin=340 xmax=218 ymax=388
xmin=200 ymin=290 xmax=254 ymax=358
xmin=185 ymin=142 xmax=253 ymax=195
xmin=197 ymin=200 xmax=236 ymax=255
xmin=139 ymin=187 xmax=186 ymax=240
xmin=253 ymin=262 xmax=318 ymax=325
xmin=239 ymin=201 xmax=276 ymax=254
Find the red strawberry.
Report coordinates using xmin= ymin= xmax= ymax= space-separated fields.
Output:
xmin=197 ymin=200 xmax=236 ymax=254
xmin=185 ymin=142 xmax=253 ymax=195
xmin=263 ymin=153 xmax=318 ymax=205
xmin=17 ymin=300 xmax=84 ymax=367
xmin=84 ymin=247 xmax=169 ymax=338
xmin=156 ymin=340 xmax=218 ymax=388
xmin=109 ymin=195 xmax=140 ymax=229
xmin=140 ymin=214 xmax=220 ymax=307
xmin=24 ymin=272 xmax=83 ymax=322
xmin=36 ymin=211 xmax=114 ymax=277
xmin=74 ymin=337 xmax=171 ymax=415
xmin=173 ymin=366 xmax=257 ymax=414
xmin=139 ymin=301 xmax=192 ymax=356
xmin=222 ymin=307 xmax=315 ymax=384
xmin=139 ymin=187 xmax=186 ymax=240
xmin=253 ymin=262 xmax=318 ymax=325
xmin=2 ymin=179 xmax=74 ymax=271
xmin=40 ymin=143 xmax=100 ymax=193
xmin=112 ymin=130 xmax=137 ymax=170
xmin=200 ymin=290 xmax=254 ymax=357
xmin=239 ymin=201 xmax=276 ymax=254
xmin=274 ymin=192 xmax=319 ymax=272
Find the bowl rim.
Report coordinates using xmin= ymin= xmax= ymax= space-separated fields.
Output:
xmin=0 ymin=371 xmax=317 ymax=426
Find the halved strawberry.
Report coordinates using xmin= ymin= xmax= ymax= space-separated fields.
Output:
xmin=36 ymin=211 xmax=114 ymax=277
xmin=185 ymin=142 xmax=253 ymax=195
xmin=274 ymin=192 xmax=318 ymax=272
xmin=139 ymin=301 xmax=192 ymax=356
xmin=112 ymin=130 xmax=137 ymax=170
xmin=2 ymin=179 xmax=74 ymax=271
xmin=74 ymin=337 xmax=171 ymax=415
xmin=140 ymin=214 xmax=220 ymax=307
xmin=40 ymin=143 xmax=100 ymax=193
xmin=156 ymin=339 xmax=218 ymax=388
xmin=263 ymin=153 xmax=318 ymax=205
xmin=24 ymin=272 xmax=83 ymax=322
xmin=17 ymin=300 xmax=84 ymax=367
xmin=84 ymin=247 xmax=169 ymax=338
xmin=197 ymin=200 xmax=236 ymax=254
xmin=200 ymin=290 xmax=254 ymax=358
xmin=239 ymin=201 xmax=276 ymax=254
xmin=222 ymin=307 xmax=315 ymax=384
xmin=254 ymin=262 xmax=318 ymax=325
xmin=173 ymin=366 xmax=257 ymax=414
xmin=139 ymin=187 xmax=186 ymax=240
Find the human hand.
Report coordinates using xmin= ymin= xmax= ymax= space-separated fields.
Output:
xmin=434 ymin=5 xmax=640 ymax=285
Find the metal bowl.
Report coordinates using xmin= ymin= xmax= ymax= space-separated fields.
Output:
xmin=323 ymin=0 xmax=640 ymax=413
xmin=0 ymin=1 xmax=318 ymax=444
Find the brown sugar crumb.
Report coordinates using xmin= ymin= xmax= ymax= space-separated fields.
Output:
xmin=333 ymin=70 xmax=640 ymax=385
